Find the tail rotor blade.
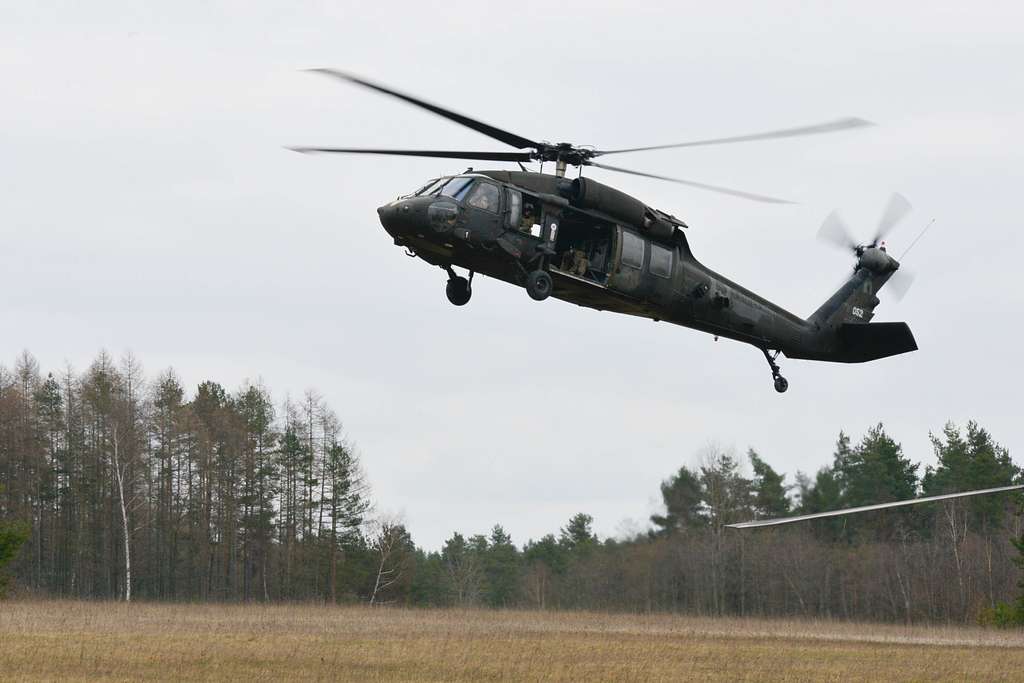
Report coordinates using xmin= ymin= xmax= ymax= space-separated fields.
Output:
xmin=887 ymin=268 xmax=916 ymax=301
xmin=817 ymin=210 xmax=857 ymax=251
xmin=873 ymin=192 xmax=912 ymax=244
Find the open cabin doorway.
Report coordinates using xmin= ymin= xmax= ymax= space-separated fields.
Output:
xmin=552 ymin=208 xmax=615 ymax=285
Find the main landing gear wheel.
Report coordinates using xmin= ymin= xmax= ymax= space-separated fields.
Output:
xmin=761 ymin=348 xmax=789 ymax=393
xmin=525 ymin=270 xmax=552 ymax=301
xmin=444 ymin=268 xmax=472 ymax=306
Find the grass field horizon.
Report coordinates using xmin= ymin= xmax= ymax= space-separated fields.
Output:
xmin=3 ymin=600 xmax=1024 ymax=681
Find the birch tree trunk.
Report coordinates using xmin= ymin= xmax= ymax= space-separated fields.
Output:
xmin=369 ymin=522 xmax=405 ymax=605
xmin=112 ymin=428 xmax=131 ymax=602
xmin=943 ymin=501 xmax=967 ymax=619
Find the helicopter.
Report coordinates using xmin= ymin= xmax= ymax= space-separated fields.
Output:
xmin=291 ymin=69 xmax=918 ymax=393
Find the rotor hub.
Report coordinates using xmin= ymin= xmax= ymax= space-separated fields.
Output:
xmin=531 ymin=143 xmax=595 ymax=167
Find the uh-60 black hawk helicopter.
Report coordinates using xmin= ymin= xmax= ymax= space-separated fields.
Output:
xmin=292 ymin=69 xmax=920 ymax=393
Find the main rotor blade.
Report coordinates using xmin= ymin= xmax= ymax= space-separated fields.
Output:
xmin=727 ymin=484 xmax=1024 ymax=529
xmin=287 ymin=147 xmax=533 ymax=162
xmin=872 ymin=192 xmax=912 ymax=245
xmin=307 ymin=69 xmax=540 ymax=150
xmin=817 ymin=210 xmax=858 ymax=251
xmin=588 ymin=161 xmax=794 ymax=204
xmin=594 ymin=117 xmax=874 ymax=156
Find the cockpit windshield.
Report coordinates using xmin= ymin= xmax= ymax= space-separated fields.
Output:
xmin=439 ymin=176 xmax=474 ymax=200
xmin=404 ymin=176 xmax=475 ymax=200
xmin=411 ymin=178 xmax=448 ymax=197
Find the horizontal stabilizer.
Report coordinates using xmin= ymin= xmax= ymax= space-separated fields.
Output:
xmin=727 ymin=484 xmax=1024 ymax=529
xmin=836 ymin=321 xmax=917 ymax=362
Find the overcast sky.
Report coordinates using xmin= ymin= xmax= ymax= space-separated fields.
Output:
xmin=3 ymin=2 xmax=1023 ymax=549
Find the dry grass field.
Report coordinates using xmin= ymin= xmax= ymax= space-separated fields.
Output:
xmin=2 ymin=601 xmax=1023 ymax=681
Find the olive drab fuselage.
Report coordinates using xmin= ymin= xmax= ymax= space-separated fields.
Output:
xmin=376 ymin=170 xmax=917 ymax=391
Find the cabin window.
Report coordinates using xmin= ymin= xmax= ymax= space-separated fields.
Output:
xmin=506 ymin=189 xmax=522 ymax=228
xmin=439 ymin=176 xmax=473 ymax=200
xmin=621 ymin=230 xmax=645 ymax=269
xmin=464 ymin=181 xmax=500 ymax=212
xmin=650 ymin=243 xmax=673 ymax=278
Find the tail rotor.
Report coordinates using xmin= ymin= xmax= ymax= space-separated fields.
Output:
xmin=816 ymin=193 xmax=919 ymax=300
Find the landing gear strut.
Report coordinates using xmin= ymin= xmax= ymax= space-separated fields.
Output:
xmin=445 ymin=267 xmax=472 ymax=306
xmin=761 ymin=348 xmax=789 ymax=393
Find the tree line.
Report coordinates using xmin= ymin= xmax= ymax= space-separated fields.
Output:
xmin=400 ymin=426 xmax=1022 ymax=625
xmin=2 ymin=351 xmax=1022 ymax=624
xmin=0 ymin=351 xmax=374 ymax=601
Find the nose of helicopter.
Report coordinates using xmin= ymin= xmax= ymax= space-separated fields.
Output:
xmin=377 ymin=201 xmax=418 ymax=237
xmin=376 ymin=203 xmax=398 ymax=235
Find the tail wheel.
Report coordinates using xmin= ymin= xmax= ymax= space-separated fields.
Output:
xmin=525 ymin=270 xmax=552 ymax=301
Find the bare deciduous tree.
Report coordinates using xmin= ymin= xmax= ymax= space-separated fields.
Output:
xmin=368 ymin=517 xmax=410 ymax=606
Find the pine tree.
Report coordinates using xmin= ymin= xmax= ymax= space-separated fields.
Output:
xmin=842 ymin=424 xmax=919 ymax=505
xmin=923 ymin=421 xmax=1018 ymax=529
xmin=151 ymin=371 xmax=185 ymax=598
xmin=839 ymin=424 xmax=919 ymax=539
xmin=408 ymin=548 xmax=446 ymax=606
xmin=0 ymin=485 xmax=30 ymax=597
xmin=441 ymin=532 xmax=484 ymax=605
xmin=749 ymin=448 xmax=789 ymax=518
xmin=559 ymin=513 xmax=596 ymax=551
xmin=323 ymin=441 xmax=369 ymax=602
xmin=484 ymin=524 xmax=520 ymax=607
xmin=236 ymin=383 xmax=278 ymax=601
xmin=1011 ymin=531 xmax=1024 ymax=624
xmin=650 ymin=466 xmax=705 ymax=534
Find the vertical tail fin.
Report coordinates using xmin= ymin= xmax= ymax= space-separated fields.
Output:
xmin=803 ymin=247 xmax=917 ymax=362
xmin=807 ymin=248 xmax=899 ymax=328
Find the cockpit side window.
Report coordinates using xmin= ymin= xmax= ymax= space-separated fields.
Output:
xmin=464 ymin=181 xmax=500 ymax=213
xmin=506 ymin=189 xmax=522 ymax=228
xmin=439 ymin=177 xmax=474 ymax=200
